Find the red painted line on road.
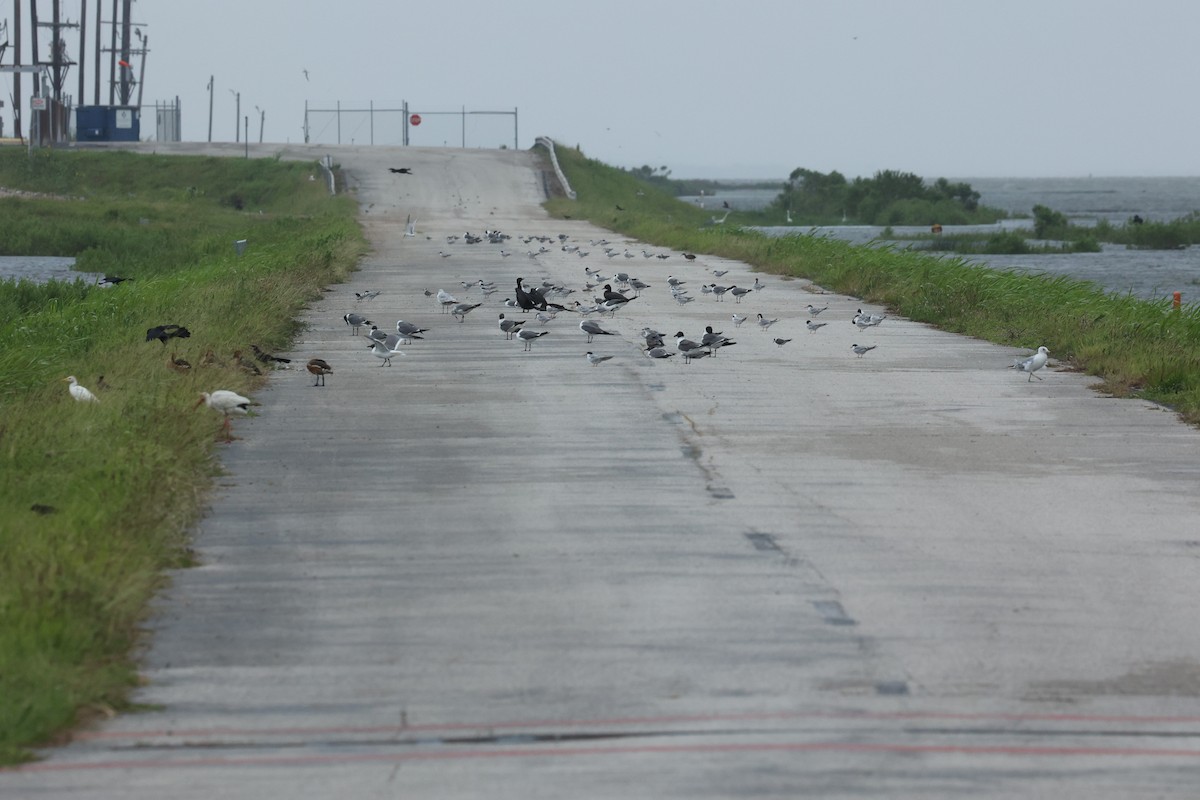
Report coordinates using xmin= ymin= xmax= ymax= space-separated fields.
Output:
xmin=11 ymin=738 xmax=1200 ymax=775
xmin=69 ymin=707 xmax=1200 ymax=743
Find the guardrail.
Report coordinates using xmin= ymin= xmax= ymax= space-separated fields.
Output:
xmin=535 ymin=136 xmax=576 ymax=200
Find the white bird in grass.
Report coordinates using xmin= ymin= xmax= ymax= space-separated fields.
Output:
xmin=1012 ymin=346 xmax=1050 ymax=381
xmin=194 ymin=390 xmax=256 ymax=442
xmin=64 ymin=375 xmax=99 ymax=403
xmin=852 ymin=344 xmax=877 ymax=358
xmin=586 ymin=351 xmax=614 ymax=366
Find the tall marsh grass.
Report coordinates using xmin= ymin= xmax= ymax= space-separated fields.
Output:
xmin=0 ymin=147 xmax=366 ymax=763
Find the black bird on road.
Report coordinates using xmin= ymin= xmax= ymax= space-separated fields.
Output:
xmin=388 ymin=167 xmax=413 ymax=174
xmin=602 ymin=284 xmax=631 ymax=304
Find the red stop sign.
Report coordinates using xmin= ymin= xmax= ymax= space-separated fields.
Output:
xmin=410 ymin=114 xmax=422 ymax=126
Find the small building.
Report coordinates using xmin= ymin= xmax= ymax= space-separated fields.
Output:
xmin=76 ymin=105 xmax=141 ymax=142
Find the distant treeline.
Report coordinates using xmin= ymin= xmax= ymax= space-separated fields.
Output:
xmin=627 ymin=164 xmax=1008 ymax=225
xmin=768 ymin=167 xmax=1007 ymax=226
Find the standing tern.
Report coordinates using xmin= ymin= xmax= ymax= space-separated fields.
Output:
xmin=852 ymin=344 xmax=877 ymax=358
xmin=580 ymin=319 xmax=617 ymax=343
xmin=585 ymin=352 xmax=614 ymax=366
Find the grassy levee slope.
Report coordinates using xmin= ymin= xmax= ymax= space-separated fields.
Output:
xmin=0 ymin=148 xmax=365 ymax=763
xmin=543 ymin=143 xmax=1200 ymax=422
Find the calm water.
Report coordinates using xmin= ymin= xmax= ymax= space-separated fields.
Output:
xmin=697 ymin=177 xmax=1200 ymax=303
xmin=7 ymin=178 xmax=1199 ymax=302
xmin=0 ymin=256 xmax=99 ymax=284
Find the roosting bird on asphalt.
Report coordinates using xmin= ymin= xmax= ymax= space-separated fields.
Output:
xmin=250 ymin=344 xmax=291 ymax=365
xmin=516 ymin=328 xmax=549 ymax=351
xmin=367 ymin=339 xmax=405 ymax=367
xmin=498 ymin=314 xmax=525 ymax=340
xmin=451 ymin=302 xmax=483 ymax=322
xmin=344 ymin=313 xmax=372 ymax=335
xmin=580 ymin=319 xmax=617 ymax=343
xmin=306 ymin=358 xmax=332 ymax=386
xmin=852 ymin=344 xmax=877 ymax=358
xmin=585 ymin=351 xmax=614 ymax=366
xmin=1012 ymin=346 xmax=1050 ymax=381
xmin=388 ymin=167 xmax=413 ymax=174
xmin=395 ymin=320 xmax=429 ymax=343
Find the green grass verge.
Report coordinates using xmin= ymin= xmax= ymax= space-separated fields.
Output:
xmin=0 ymin=147 xmax=366 ymax=764
xmin=542 ymin=142 xmax=1200 ymax=422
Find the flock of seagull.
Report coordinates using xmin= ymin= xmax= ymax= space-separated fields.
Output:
xmin=317 ymin=228 xmax=1053 ymax=384
xmin=62 ymin=227 xmax=1052 ymax=441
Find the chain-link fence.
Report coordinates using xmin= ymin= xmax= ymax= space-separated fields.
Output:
xmin=303 ymin=102 xmax=518 ymax=149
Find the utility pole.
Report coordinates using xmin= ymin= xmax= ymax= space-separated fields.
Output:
xmin=79 ymin=0 xmax=86 ymax=103
xmin=207 ymin=75 xmax=213 ymax=142
xmin=12 ymin=1 xmax=21 ymax=140
xmin=93 ymin=0 xmax=100 ymax=103
xmin=230 ymin=89 xmax=239 ymax=142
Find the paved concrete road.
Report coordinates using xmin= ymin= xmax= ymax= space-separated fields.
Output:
xmin=7 ymin=143 xmax=1200 ymax=797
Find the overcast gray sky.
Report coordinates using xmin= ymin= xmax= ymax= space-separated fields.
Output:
xmin=8 ymin=0 xmax=1200 ymax=178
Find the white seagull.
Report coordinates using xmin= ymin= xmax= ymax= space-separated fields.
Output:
xmin=436 ymin=289 xmax=458 ymax=313
xmin=1012 ymin=346 xmax=1050 ymax=381
xmin=368 ymin=339 xmax=405 ymax=366
xmin=64 ymin=375 xmax=99 ymax=403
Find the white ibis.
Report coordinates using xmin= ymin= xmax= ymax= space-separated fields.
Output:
xmin=195 ymin=390 xmax=255 ymax=442
xmin=64 ymin=376 xmax=99 ymax=403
